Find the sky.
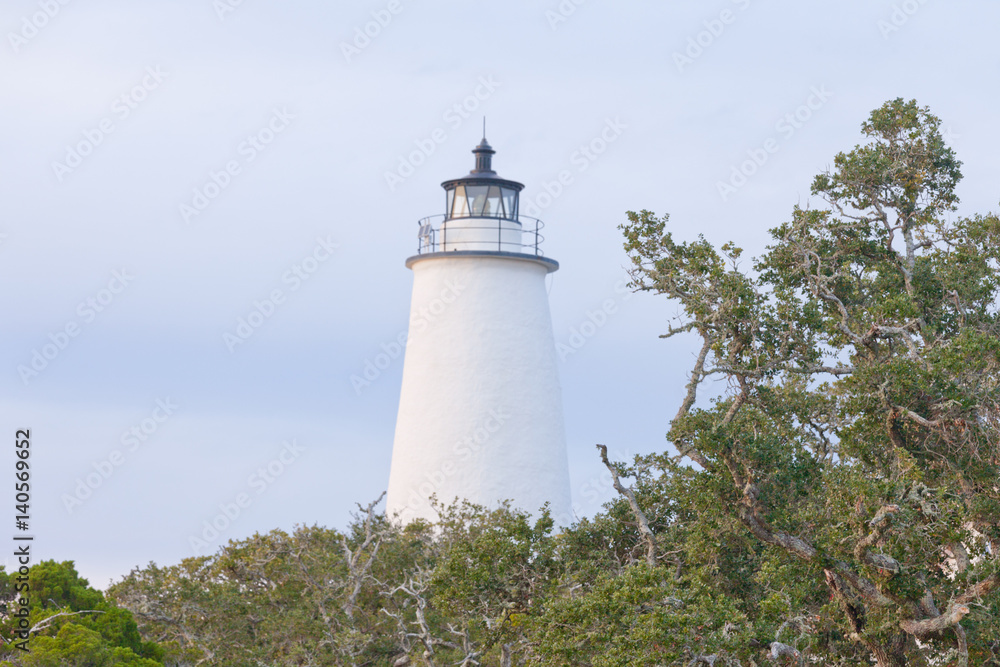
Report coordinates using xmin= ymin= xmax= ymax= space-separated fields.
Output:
xmin=1 ymin=0 xmax=999 ymax=588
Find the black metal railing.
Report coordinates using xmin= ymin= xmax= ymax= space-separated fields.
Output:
xmin=415 ymin=215 xmax=546 ymax=256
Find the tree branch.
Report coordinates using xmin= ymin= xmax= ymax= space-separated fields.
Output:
xmin=769 ymin=642 xmax=800 ymax=662
xmin=597 ymin=444 xmax=657 ymax=565
xmin=899 ymin=575 xmax=998 ymax=638
xmin=674 ymin=336 xmax=713 ymax=427
xmin=899 ymin=604 xmax=970 ymax=637
xmin=673 ymin=337 xmax=715 ymax=469
xmin=854 ymin=505 xmax=902 ymax=574
xmin=340 ymin=491 xmax=387 ymax=621
xmin=30 ymin=610 xmax=105 ymax=635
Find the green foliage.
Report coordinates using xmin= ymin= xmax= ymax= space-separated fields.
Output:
xmin=110 ymin=507 xmax=565 ymax=667
xmin=0 ymin=561 xmax=163 ymax=666
xmin=27 ymin=561 xmax=103 ymax=612
xmin=431 ymin=504 xmax=557 ymax=634
xmin=18 ymin=624 xmax=159 ymax=667
xmin=531 ymin=564 xmax=753 ymax=666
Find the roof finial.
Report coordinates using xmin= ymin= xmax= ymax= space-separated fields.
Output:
xmin=471 ymin=130 xmax=496 ymax=175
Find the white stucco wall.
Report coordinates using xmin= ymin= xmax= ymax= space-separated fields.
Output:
xmin=386 ymin=254 xmax=572 ymax=526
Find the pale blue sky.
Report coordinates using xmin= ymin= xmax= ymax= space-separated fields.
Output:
xmin=1 ymin=0 xmax=998 ymax=586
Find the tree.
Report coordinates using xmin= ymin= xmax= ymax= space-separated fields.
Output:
xmin=17 ymin=624 xmax=160 ymax=667
xmin=617 ymin=98 xmax=1000 ymax=665
xmin=0 ymin=561 xmax=163 ymax=666
xmin=110 ymin=500 xmax=559 ymax=667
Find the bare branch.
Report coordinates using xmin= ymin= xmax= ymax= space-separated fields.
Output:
xmin=954 ymin=574 xmax=999 ymax=607
xmin=500 ymin=644 xmax=512 ymax=667
xmin=789 ymin=364 xmax=855 ymax=376
xmin=769 ymin=642 xmax=800 ymax=662
xmin=674 ymin=337 xmax=715 ymax=469
xmin=340 ymin=491 xmax=387 ymax=621
xmin=718 ymin=383 xmax=750 ymax=429
xmin=734 ymin=497 xmax=817 ymax=561
xmin=954 ymin=623 xmax=969 ymax=667
xmin=900 ymin=575 xmax=998 ymax=638
xmin=899 ymin=604 xmax=970 ymax=637
xmin=597 ymin=444 xmax=656 ymax=566
xmin=674 ymin=337 xmax=713 ymax=427
xmin=30 ymin=610 xmax=105 ymax=635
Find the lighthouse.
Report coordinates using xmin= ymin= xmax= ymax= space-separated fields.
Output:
xmin=386 ymin=136 xmax=572 ymax=525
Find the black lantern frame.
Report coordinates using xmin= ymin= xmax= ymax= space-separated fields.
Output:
xmin=442 ymin=178 xmax=522 ymax=221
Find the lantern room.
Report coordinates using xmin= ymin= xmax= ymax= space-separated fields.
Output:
xmin=441 ymin=137 xmax=523 ymax=221
xmin=411 ymin=134 xmax=551 ymax=259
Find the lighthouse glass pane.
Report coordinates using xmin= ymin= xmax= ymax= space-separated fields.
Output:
xmin=486 ymin=186 xmax=502 ymax=218
xmin=452 ymin=186 xmax=470 ymax=217
xmin=502 ymin=188 xmax=518 ymax=220
xmin=446 ymin=188 xmax=455 ymax=219
xmin=466 ymin=185 xmax=489 ymax=216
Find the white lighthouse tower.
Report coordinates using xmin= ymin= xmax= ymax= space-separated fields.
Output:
xmin=386 ymin=136 xmax=572 ymax=525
